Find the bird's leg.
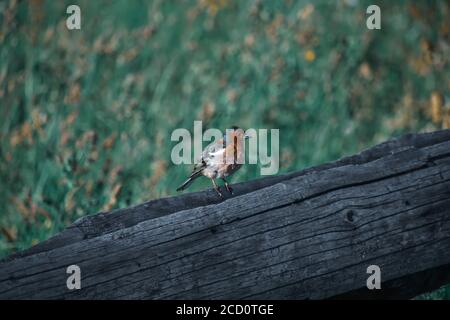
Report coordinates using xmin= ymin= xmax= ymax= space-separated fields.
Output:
xmin=211 ymin=179 xmax=223 ymax=198
xmin=221 ymin=178 xmax=233 ymax=194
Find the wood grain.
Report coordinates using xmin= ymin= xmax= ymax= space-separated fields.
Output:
xmin=1 ymin=130 xmax=450 ymax=299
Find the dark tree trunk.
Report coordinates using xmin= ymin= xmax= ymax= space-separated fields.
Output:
xmin=1 ymin=130 xmax=450 ymax=299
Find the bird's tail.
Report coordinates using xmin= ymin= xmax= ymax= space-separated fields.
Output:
xmin=176 ymin=170 xmax=203 ymax=192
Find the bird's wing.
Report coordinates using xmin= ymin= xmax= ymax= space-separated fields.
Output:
xmin=190 ymin=138 xmax=226 ymax=173
xmin=203 ymin=139 xmax=224 ymax=155
xmin=192 ymin=159 xmax=206 ymax=172
xmin=202 ymin=139 xmax=226 ymax=165
xmin=202 ymin=139 xmax=224 ymax=163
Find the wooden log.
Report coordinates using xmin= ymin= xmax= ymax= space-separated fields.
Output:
xmin=1 ymin=130 xmax=450 ymax=299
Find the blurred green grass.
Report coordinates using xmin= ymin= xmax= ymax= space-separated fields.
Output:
xmin=0 ymin=0 xmax=449 ymax=298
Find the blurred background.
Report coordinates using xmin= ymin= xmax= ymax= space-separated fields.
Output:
xmin=0 ymin=0 xmax=448 ymax=298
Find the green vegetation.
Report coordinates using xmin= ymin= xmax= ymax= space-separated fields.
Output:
xmin=0 ymin=0 xmax=448 ymax=297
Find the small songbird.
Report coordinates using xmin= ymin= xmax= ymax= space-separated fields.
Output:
xmin=176 ymin=126 xmax=248 ymax=197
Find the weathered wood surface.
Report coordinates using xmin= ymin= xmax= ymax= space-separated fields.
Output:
xmin=1 ymin=130 xmax=450 ymax=299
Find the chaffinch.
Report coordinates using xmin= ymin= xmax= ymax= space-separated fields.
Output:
xmin=177 ymin=126 xmax=248 ymax=197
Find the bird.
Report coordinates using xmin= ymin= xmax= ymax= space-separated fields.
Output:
xmin=176 ymin=126 xmax=248 ymax=197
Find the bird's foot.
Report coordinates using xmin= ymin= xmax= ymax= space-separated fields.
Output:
xmin=214 ymin=187 xmax=223 ymax=198
xmin=225 ymin=184 xmax=233 ymax=195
